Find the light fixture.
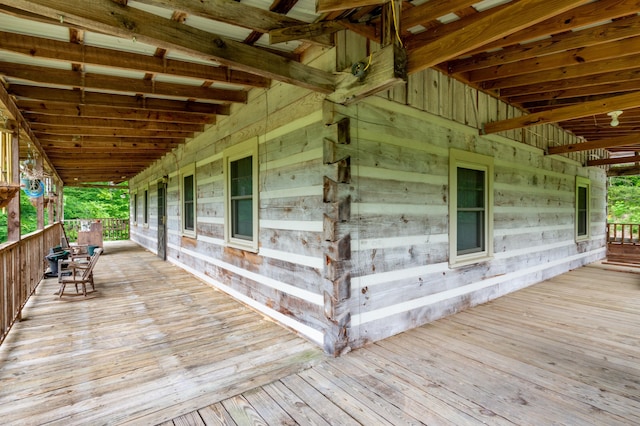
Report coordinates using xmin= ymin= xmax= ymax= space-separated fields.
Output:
xmin=607 ymin=110 xmax=623 ymax=127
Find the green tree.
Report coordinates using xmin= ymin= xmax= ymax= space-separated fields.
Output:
xmin=0 ymin=185 xmax=129 ymax=243
xmin=608 ymin=176 xmax=640 ymax=223
xmin=63 ymin=185 xmax=129 ymax=219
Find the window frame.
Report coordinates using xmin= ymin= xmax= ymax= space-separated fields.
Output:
xmin=143 ymin=185 xmax=149 ymax=227
xmin=575 ymin=176 xmax=591 ymax=241
xmin=180 ymin=164 xmax=197 ymax=238
xmin=132 ymin=190 xmax=138 ymax=226
xmin=449 ymin=149 xmax=494 ymax=267
xmin=224 ymin=137 xmax=259 ymax=252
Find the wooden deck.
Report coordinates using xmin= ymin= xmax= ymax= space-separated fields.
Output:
xmin=2 ymin=241 xmax=640 ymax=425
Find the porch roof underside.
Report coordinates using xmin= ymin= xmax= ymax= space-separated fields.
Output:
xmin=0 ymin=240 xmax=638 ymax=423
xmin=2 ymin=1 xmax=640 ymax=186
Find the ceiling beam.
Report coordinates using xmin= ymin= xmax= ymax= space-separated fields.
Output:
xmin=29 ymin=125 xmax=194 ymax=138
xmin=401 ymin=0 xmax=477 ymax=31
xmin=407 ymin=0 xmax=590 ymax=75
xmin=587 ymin=154 xmax=640 ymax=167
xmin=483 ymin=91 xmax=640 ymax=135
xmin=8 ymin=85 xmax=231 ymax=115
xmin=468 ymin=37 xmax=640 ymax=84
xmin=3 ymin=0 xmax=336 ymax=93
xmin=23 ymin=114 xmax=205 ymax=132
xmin=607 ymin=165 xmax=640 ymax=177
xmin=448 ymin=14 xmax=640 ymax=75
xmin=316 ymin=0 xmax=385 ymax=13
xmin=546 ymin=134 xmax=640 ymax=155
xmin=17 ymin=99 xmax=217 ymax=124
xmin=0 ymin=62 xmax=248 ymax=103
xmin=269 ymin=21 xmax=344 ymax=45
xmin=463 ymin=0 xmax=640 ymax=57
xmin=0 ymin=31 xmax=270 ymax=88
xmin=481 ymin=53 xmax=640 ymax=91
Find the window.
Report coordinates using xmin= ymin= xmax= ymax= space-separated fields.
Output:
xmin=132 ymin=192 xmax=138 ymax=225
xmin=224 ymin=138 xmax=258 ymax=251
xmin=143 ymin=188 xmax=149 ymax=226
xmin=449 ymin=149 xmax=494 ymax=266
xmin=576 ymin=176 xmax=590 ymax=240
xmin=181 ymin=164 xmax=196 ymax=237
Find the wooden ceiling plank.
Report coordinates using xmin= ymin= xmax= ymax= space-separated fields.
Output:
xmin=468 ymin=36 xmax=640 ymax=83
xmin=407 ymin=0 xmax=590 ymax=75
xmin=0 ymin=31 xmax=270 ymax=88
xmin=510 ymin=81 xmax=640 ymax=106
xmin=481 ymin=53 xmax=640 ymax=91
xmin=9 ymin=85 xmax=231 ymax=115
xmin=269 ymin=21 xmax=343 ymax=44
xmin=23 ymin=113 xmax=205 ymax=132
xmin=401 ymin=0 xmax=477 ymax=30
xmin=29 ymin=125 xmax=194 ymax=138
xmin=607 ymin=165 xmax=640 ymax=176
xmin=37 ymin=135 xmax=183 ymax=144
xmin=3 ymin=0 xmax=335 ymax=93
xmin=0 ymin=62 xmax=248 ymax=103
xmin=464 ymin=0 xmax=640 ymax=56
xmin=316 ymin=0 xmax=385 ymax=13
xmin=484 ymin=91 xmax=640 ymax=135
xmin=587 ymin=154 xmax=640 ymax=167
xmin=17 ymin=99 xmax=216 ymax=124
xmin=547 ymin=134 xmax=640 ymax=155
xmin=501 ymin=69 xmax=640 ymax=100
xmin=449 ymin=14 xmax=640 ymax=75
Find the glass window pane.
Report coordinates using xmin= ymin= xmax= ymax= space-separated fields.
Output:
xmin=231 ymin=156 xmax=252 ymax=196
xmin=232 ymin=199 xmax=253 ymax=239
xmin=184 ymin=175 xmax=194 ymax=202
xmin=577 ymin=186 xmax=588 ymax=236
xmin=458 ymin=168 xmax=484 ymax=208
xmin=457 ymin=211 xmax=484 ymax=254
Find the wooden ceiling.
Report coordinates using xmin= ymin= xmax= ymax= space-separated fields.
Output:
xmin=1 ymin=0 xmax=640 ymax=185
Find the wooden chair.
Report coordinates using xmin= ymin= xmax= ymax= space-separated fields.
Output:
xmin=57 ymin=248 xmax=103 ymax=297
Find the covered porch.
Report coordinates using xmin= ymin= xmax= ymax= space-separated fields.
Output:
xmin=1 ymin=240 xmax=639 ymax=425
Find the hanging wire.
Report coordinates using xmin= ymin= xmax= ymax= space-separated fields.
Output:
xmin=390 ymin=0 xmax=404 ymax=47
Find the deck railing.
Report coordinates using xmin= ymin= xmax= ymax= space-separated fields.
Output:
xmin=606 ymin=223 xmax=640 ymax=245
xmin=63 ymin=218 xmax=129 ymax=242
xmin=0 ymin=222 xmax=63 ymax=345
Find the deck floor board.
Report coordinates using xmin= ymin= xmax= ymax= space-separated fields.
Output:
xmin=2 ymin=241 xmax=640 ymax=425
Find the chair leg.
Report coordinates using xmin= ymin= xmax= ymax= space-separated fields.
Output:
xmin=59 ymin=283 xmax=65 ymax=298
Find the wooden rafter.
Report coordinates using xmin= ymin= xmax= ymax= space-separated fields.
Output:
xmin=547 ymin=134 xmax=640 ymax=155
xmin=401 ymin=0 xmax=477 ymax=30
xmin=0 ymin=62 xmax=248 ymax=103
xmin=316 ymin=0 xmax=385 ymax=13
xmin=3 ymin=0 xmax=336 ymax=93
xmin=483 ymin=91 xmax=640 ymax=135
xmin=407 ymin=0 xmax=590 ymax=75
xmin=587 ymin=154 xmax=640 ymax=167
xmin=17 ymin=100 xmax=218 ymax=124
xmin=8 ymin=85 xmax=230 ymax=115
xmin=0 ymin=31 xmax=270 ymax=88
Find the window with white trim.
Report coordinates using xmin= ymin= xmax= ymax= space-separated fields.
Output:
xmin=181 ymin=164 xmax=196 ymax=237
xmin=449 ymin=149 xmax=494 ymax=266
xmin=576 ymin=176 xmax=590 ymax=241
xmin=224 ymin=138 xmax=258 ymax=252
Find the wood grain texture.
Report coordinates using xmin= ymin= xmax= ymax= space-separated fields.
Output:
xmin=171 ymin=262 xmax=640 ymax=425
xmin=0 ymin=240 xmax=324 ymax=425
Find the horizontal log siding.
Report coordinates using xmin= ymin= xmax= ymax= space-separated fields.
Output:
xmin=331 ymin=97 xmax=606 ymax=348
xmin=131 ymin=80 xmax=330 ymax=346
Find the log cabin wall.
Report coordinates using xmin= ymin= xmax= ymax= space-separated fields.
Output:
xmin=130 ymin=47 xmax=341 ymax=352
xmin=128 ymin=32 xmax=607 ymax=355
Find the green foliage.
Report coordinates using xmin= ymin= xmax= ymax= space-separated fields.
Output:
xmin=63 ymin=185 xmax=129 ymax=220
xmin=608 ymin=176 xmax=640 ymax=223
xmin=0 ymin=185 xmax=129 ymax=244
